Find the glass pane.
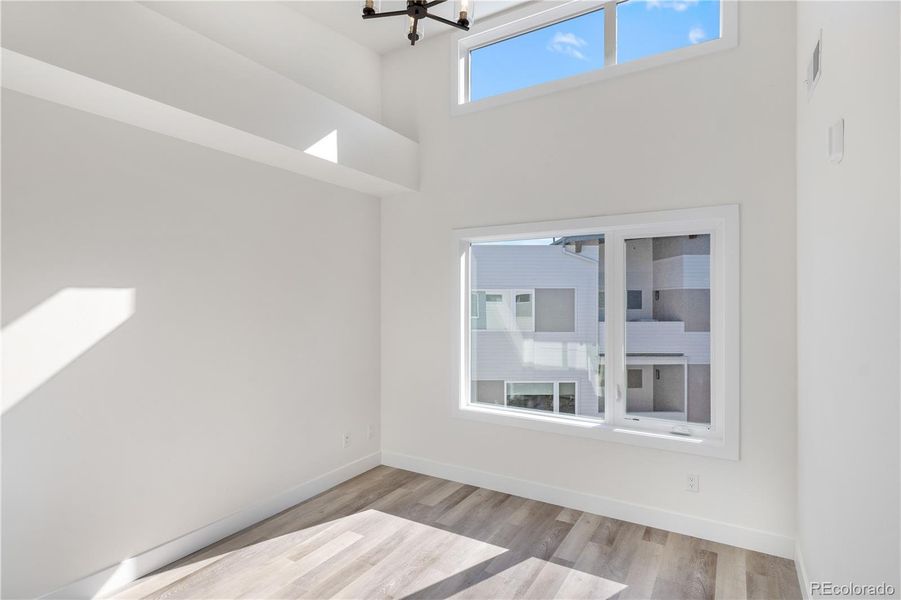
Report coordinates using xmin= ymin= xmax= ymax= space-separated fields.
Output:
xmin=515 ymin=292 xmax=533 ymax=330
xmin=597 ymin=364 xmax=605 ymax=414
xmin=627 ymin=290 xmax=643 ymax=310
xmin=484 ymin=293 xmax=505 ymax=330
xmin=515 ymin=293 xmax=533 ymax=316
xmin=559 ymin=382 xmax=576 ymax=414
xmin=472 ymin=379 xmax=505 ymax=406
xmin=506 ymin=382 xmax=554 ymax=411
xmin=470 ymin=8 xmax=605 ymax=102
xmin=471 ymin=235 xmax=605 ymax=420
xmin=624 ymin=234 xmax=711 ymax=424
xmin=617 ymin=0 xmax=721 ymax=65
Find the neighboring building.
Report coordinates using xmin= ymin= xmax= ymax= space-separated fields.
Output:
xmin=619 ymin=234 xmax=712 ymax=424
xmin=470 ymin=234 xmax=711 ymax=424
xmin=471 ymin=240 xmax=603 ymax=419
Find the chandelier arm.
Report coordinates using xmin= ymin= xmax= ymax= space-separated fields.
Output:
xmin=361 ymin=9 xmax=409 ymax=19
xmin=425 ymin=12 xmax=470 ymax=30
xmin=424 ymin=0 xmax=448 ymax=8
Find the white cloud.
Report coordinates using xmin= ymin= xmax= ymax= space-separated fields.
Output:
xmin=547 ymin=31 xmax=589 ymax=60
xmin=688 ymin=25 xmax=706 ymax=44
xmin=646 ymin=0 xmax=699 ymax=12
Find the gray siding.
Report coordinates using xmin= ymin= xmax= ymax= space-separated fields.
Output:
xmin=654 ymin=289 xmax=711 ymax=332
xmin=653 ymin=365 xmax=686 ymax=412
xmin=687 ymin=365 xmax=711 ymax=424
xmin=625 ymin=365 xmax=654 ymax=412
xmin=652 ymin=234 xmax=711 ymax=260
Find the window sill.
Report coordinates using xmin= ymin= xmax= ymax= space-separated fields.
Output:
xmin=455 ymin=403 xmax=738 ymax=460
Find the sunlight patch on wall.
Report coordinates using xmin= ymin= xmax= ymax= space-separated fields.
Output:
xmin=304 ymin=129 xmax=338 ymax=164
xmin=2 ymin=287 xmax=136 ymax=414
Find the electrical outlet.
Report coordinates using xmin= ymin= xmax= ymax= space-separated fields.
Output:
xmin=342 ymin=432 xmax=351 ymax=448
xmin=686 ymin=474 xmax=700 ymax=493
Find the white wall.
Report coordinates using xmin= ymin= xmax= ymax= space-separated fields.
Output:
xmin=1 ymin=92 xmax=381 ymax=598
xmin=796 ymin=1 xmax=900 ymax=592
xmin=1 ymin=2 xmax=418 ymax=195
xmin=380 ymin=0 xmax=798 ymax=546
xmin=140 ymin=1 xmax=383 ymax=121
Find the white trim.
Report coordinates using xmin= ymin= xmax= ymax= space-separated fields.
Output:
xmin=381 ymin=450 xmax=795 ymax=559
xmin=795 ymin=541 xmax=812 ymax=600
xmin=453 ymin=205 xmax=740 ymax=460
xmin=41 ymin=452 xmax=382 ymax=600
xmin=451 ymin=0 xmax=739 ymax=116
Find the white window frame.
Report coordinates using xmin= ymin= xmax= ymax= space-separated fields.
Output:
xmin=451 ymin=0 xmax=739 ymax=115
xmin=453 ymin=205 xmax=740 ymax=460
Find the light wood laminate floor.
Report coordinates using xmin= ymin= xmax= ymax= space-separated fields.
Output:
xmin=110 ymin=466 xmax=801 ymax=599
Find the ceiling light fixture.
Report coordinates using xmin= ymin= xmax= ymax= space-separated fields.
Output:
xmin=362 ymin=0 xmax=474 ymax=46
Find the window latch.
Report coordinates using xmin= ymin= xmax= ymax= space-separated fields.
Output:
xmin=616 ymin=384 xmax=623 ymax=402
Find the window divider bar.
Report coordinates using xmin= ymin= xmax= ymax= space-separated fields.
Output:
xmin=603 ymin=0 xmax=617 ymax=67
xmin=604 ymin=231 xmax=624 ymax=424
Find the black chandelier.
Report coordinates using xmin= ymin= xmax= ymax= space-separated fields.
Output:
xmin=362 ymin=0 xmax=473 ymax=46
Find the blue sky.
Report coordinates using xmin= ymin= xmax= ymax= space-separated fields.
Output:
xmin=470 ymin=0 xmax=721 ymax=102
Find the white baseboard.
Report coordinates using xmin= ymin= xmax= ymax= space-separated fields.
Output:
xmin=795 ymin=541 xmax=811 ymax=600
xmin=381 ymin=450 xmax=795 ymax=559
xmin=42 ymin=452 xmax=382 ymax=599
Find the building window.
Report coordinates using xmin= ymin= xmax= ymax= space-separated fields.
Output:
xmin=454 ymin=0 xmax=736 ymax=112
xmin=627 ymin=290 xmax=643 ymax=310
xmin=506 ymin=382 xmax=555 ymax=412
xmin=472 ymin=381 xmax=581 ymax=415
xmin=472 ymin=289 xmax=537 ymax=332
xmin=456 ymin=206 xmax=740 ymax=459
xmin=559 ymin=382 xmax=577 ymax=414
xmin=515 ymin=292 xmax=534 ymax=331
xmin=484 ymin=292 xmax=505 ymax=330
xmin=627 ymin=368 xmax=643 ymax=388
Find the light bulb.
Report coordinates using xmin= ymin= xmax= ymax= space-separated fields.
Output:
xmin=456 ymin=0 xmax=474 ymax=27
xmin=405 ymin=15 xmax=425 ymax=44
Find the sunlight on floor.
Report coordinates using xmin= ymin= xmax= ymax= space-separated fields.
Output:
xmin=2 ymin=287 xmax=135 ymax=413
xmin=106 ymin=508 xmax=628 ymax=599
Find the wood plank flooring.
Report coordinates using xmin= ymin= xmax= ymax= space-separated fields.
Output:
xmin=108 ymin=466 xmax=801 ymax=599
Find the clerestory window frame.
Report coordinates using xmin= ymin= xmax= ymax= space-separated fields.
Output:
xmin=452 ymin=0 xmax=738 ymax=115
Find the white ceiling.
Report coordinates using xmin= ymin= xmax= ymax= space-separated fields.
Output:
xmin=284 ymin=0 xmax=530 ymax=54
